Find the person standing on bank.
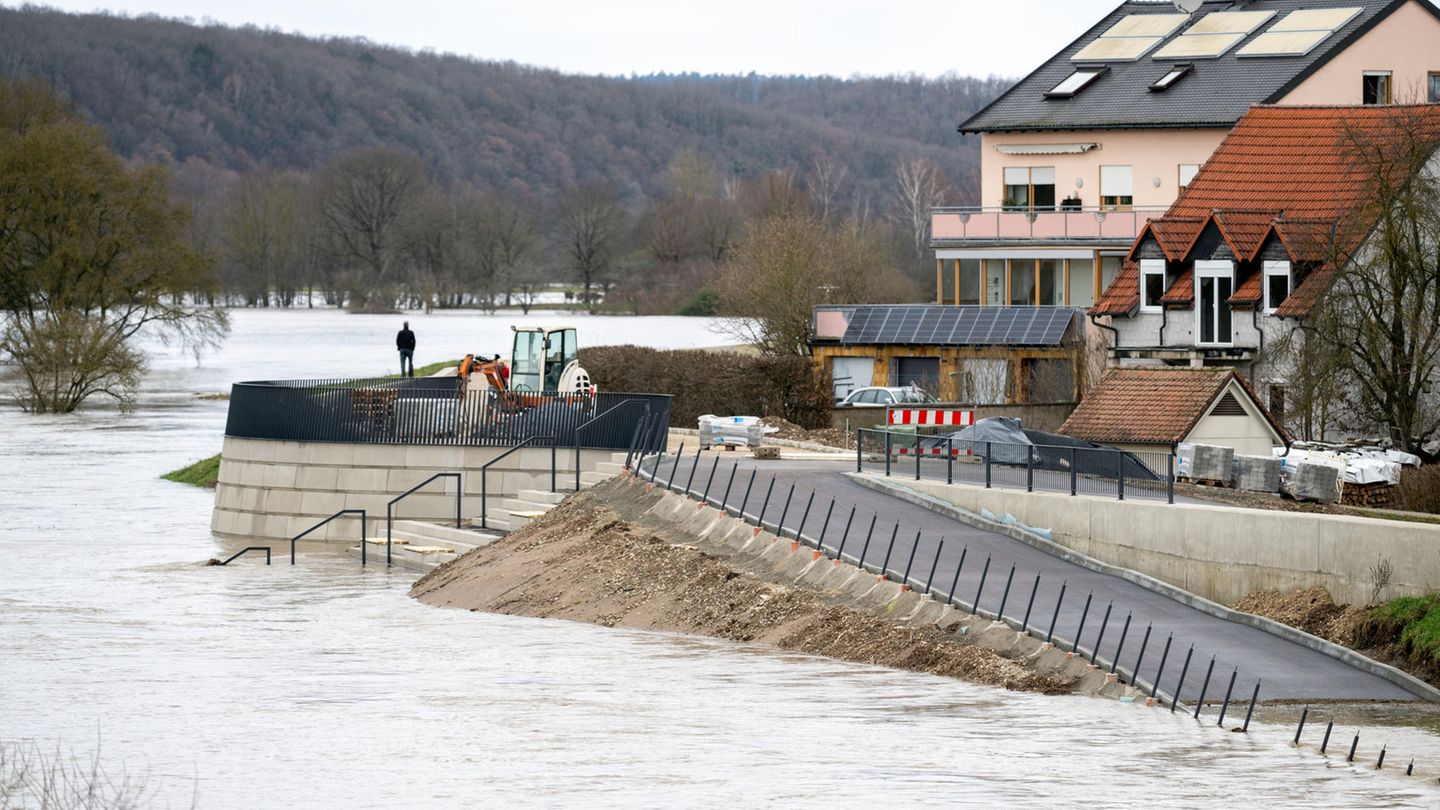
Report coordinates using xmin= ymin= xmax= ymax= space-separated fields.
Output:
xmin=396 ymin=321 xmax=416 ymax=377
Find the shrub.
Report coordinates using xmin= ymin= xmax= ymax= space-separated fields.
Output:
xmin=580 ymin=345 xmax=831 ymax=429
xmin=1399 ymin=465 xmax=1440 ymax=514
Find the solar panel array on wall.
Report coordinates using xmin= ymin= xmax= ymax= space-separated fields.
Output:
xmin=836 ymin=306 xmax=1075 ymax=347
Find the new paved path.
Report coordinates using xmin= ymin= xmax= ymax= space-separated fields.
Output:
xmin=636 ymin=450 xmax=1416 ymax=704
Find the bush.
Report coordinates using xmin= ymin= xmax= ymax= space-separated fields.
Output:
xmin=1399 ymin=465 xmax=1440 ymax=514
xmin=580 ymin=345 xmax=831 ymax=429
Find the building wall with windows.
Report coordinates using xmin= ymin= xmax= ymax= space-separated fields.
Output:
xmin=978 ymin=128 xmax=1230 ymax=211
xmin=1280 ymin=1 xmax=1440 ymax=105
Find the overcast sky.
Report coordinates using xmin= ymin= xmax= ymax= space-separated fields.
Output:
xmin=28 ymin=0 xmax=1124 ymax=79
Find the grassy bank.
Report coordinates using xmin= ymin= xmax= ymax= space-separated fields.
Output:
xmin=1362 ymin=596 xmax=1440 ymax=673
xmin=162 ymin=454 xmax=221 ymax=488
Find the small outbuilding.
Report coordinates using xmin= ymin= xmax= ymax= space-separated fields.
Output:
xmin=1059 ymin=368 xmax=1287 ymax=457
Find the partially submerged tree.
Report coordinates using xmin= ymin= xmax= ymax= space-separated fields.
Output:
xmin=1298 ymin=110 xmax=1440 ymax=452
xmin=0 ymin=80 xmax=226 ymax=413
xmin=554 ymin=184 xmax=625 ymax=309
xmin=317 ymin=148 xmax=426 ymax=311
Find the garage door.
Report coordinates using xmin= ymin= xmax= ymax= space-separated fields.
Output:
xmin=896 ymin=357 xmax=940 ymax=392
xmin=831 ymin=357 xmax=874 ymax=401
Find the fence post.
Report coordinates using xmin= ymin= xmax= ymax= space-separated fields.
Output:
xmin=997 ymin=564 xmax=1016 ymax=621
xmin=1117 ymin=451 xmax=1125 ymax=501
xmin=1026 ymin=445 xmax=1034 ymax=493
xmin=777 ymin=482 xmax=796 ymax=536
xmin=1194 ymin=655 xmax=1215 ymax=719
xmin=701 ymin=456 xmax=720 ymax=505
xmin=858 ymin=514 xmax=878 ymax=567
xmin=1150 ymin=634 xmax=1173 ymax=699
xmin=1073 ymin=591 xmax=1093 ymax=654
xmin=1070 ymin=447 xmax=1077 ymax=496
xmin=946 ymin=437 xmax=953 ymax=485
xmin=1167 ymin=452 xmax=1175 ymax=504
xmin=1046 ymin=580 xmax=1067 ymax=644
xmin=1217 ymin=668 xmax=1238 ymax=728
xmin=684 ymin=445 xmax=702 ymax=496
xmin=946 ymin=547 xmax=968 ymax=606
xmin=1132 ymin=624 xmax=1153 ymax=686
xmin=720 ymin=463 xmax=738 ymax=512
xmin=971 ymin=555 xmax=991 ymax=615
xmin=901 ymin=530 xmax=921 ymax=587
xmin=667 ymin=442 xmax=685 ymax=493
xmin=738 ymin=468 xmax=757 ymax=518
xmin=1171 ymin=645 xmax=1194 ymax=712
xmin=915 ymin=434 xmax=922 ymax=480
xmin=1089 ymin=602 xmax=1113 ymax=666
xmin=879 ymin=523 xmax=900 ymax=577
xmin=1109 ymin=612 xmax=1132 ymax=675
xmin=1022 ymin=573 xmax=1041 ymax=631
xmin=856 ymin=429 xmax=863 ymax=473
xmin=885 ymin=431 xmax=892 ymax=477
xmin=759 ymin=477 xmax=777 ymax=528
xmin=985 ymin=441 xmax=992 ymax=488
xmin=817 ymin=498 xmax=836 ymax=552
xmin=794 ymin=490 xmax=815 ymax=541
xmin=835 ymin=506 xmax=857 ymax=561
xmin=551 ymin=437 xmax=557 ymax=493
xmin=924 ymin=539 xmax=945 ymax=595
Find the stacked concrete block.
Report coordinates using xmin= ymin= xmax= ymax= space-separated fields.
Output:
xmin=1184 ymin=443 xmax=1234 ymax=484
xmin=1234 ymin=455 xmax=1281 ymax=493
xmin=1292 ymin=462 xmax=1343 ymax=504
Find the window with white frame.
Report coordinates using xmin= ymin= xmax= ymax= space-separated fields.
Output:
xmin=1140 ymin=259 xmax=1166 ymax=313
xmin=1195 ymin=260 xmax=1235 ymax=345
xmin=1263 ymin=260 xmax=1291 ymax=313
xmin=1100 ymin=165 xmax=1134 ymax=209
xmin=1003 ymin=166 xmax=1057 ymax=211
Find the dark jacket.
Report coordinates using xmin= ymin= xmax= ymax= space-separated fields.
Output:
xmin=396 ymin=329 xmax=416 ymax=351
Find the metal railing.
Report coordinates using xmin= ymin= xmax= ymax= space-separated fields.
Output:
xmin=218 ymin=546 xmax=272 ymax=565
xmin=856 ymin=427 xmax=1174 ymax=503
xmin=930 ymin=204 xmax=1167 ymax=244
xmin=290 ymin=509 xmax=368 ymax=565
xmin=575 ymin=398 xmax=648 ymax=492
xmin=480 ymin=436 xmax=556 ymax=530
xmin=224 ymin=377 xmax=670 ymax=451
xmin=387 ymin=473 xmax=462 ymax=566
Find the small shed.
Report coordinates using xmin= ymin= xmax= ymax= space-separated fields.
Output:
xmin=1059 ymin=367 xmax=1287 ymax=457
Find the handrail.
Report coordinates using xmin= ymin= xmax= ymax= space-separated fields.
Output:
xmin=575 ymin=398 xmax=648 ymax=491
xmin=387 ymin=472 xmax=462 ymax=566
xmin=480 ymin=435 xmax=556 ymax=530
xmin=218 ymin=546 xmax=271 ymax=565
xmin=290 ymin=508 xmax=368 ymax=565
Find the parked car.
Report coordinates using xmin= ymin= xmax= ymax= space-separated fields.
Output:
xmin=835 ymin=386 xmax=938 ymax=409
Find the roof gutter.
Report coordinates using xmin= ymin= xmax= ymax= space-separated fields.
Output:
xmin=1088 ymin=311 xmax=1121 ymax=351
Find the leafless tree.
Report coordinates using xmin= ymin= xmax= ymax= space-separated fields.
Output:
xmin=806 ymin=152 xmax=849 ymax=224
xmin=890 ymin=156 xmax=948 ymax=262
xmin=317 ymin=148 xmax=426 ymax=311
xmin=554 ymin=184 xmax=625 ymax=309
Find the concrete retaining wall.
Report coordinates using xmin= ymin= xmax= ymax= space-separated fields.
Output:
xmin=862 ymin=474 xmax=1440 ymax=606
xmin=212 ymin=437 xmax=613 ymax=542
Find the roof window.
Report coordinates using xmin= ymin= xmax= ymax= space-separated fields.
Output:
xmin=1047 ymin=68 xmax=1106 ymax=99
xmin=1149 ymin=64 xmax=1192 ymax=92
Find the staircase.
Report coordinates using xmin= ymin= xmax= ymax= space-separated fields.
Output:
xmin=355 ymin=450 xmax=651 ymax=571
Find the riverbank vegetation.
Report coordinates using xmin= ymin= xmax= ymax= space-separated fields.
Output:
xmin=162 ymin=455 xmax=222 ymax=489
xmin=0 ymin=80 xmax=227 ymax=413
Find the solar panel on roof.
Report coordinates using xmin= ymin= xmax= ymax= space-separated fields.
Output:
xmin=1073 ymin=36 xmax=1164 ymax=62
xmin=1104 ymin=13 xmax=1189 ymax=38
xmin=1187 ymin=10 xmax=1275 ymax=35
xmin=835 ymin=306 xmax=1074 ymax=347
xmin=1238 ymin=7 xmax=1362 ymax=57
xmin=1153 ymin=32 xmax=1247 ymax=59
xmin=1271 ymin=7 xmax=1362 ymax=32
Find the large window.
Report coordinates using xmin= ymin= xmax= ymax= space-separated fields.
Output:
xmin=1196 ymin=260 xmax=1235 ymax=345
xmin=1038 ymin=260 xmax=1063 ymax=305
xmin=1362 ymin=71 xmax=1392 ymax=105
xmin=1068 ymin=259 xmax=1095 ymax=308
xmin=1140 ymin=259 xmax=1166 ymax=313
xmin=957 ymin=259 xmax=981 ymax=305
xmin=1264 ymin=260 xmax=1291 ymax=313
xmin=1003 ymin=167 xmax=1057 ymax=211
xmin=1009 ymin=260 xmax=1036 ymax=306
xmin=1100 ymin=165 xmax=1134 ymax=209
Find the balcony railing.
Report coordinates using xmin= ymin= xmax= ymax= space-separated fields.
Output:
xmin=930 ymin=205 xmax=1168 ymax=245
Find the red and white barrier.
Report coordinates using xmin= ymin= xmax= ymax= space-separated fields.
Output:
xmin=887 ymin=408 xmax=975 ymax=427
xmin=896 ymin=445 xmax=972 ymax=457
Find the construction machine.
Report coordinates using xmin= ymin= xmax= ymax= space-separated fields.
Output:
xmin=457 ymin=326 xmax=594 ymax=410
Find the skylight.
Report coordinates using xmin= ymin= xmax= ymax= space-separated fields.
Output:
xmin=1047 ymin=69 xmax=1106 ymax=98
xmin=1072 ymin=13 xmax=1188 ymax=62
xmin=1152 ymin=10 xmax=1274 ymax=59
xmin=1149 ymin=64 xmax=1192 ymax=92
xmin=1237 ymin=7 xmax=1362 ymax=57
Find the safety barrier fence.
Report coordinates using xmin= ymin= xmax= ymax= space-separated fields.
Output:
xmin=855 ymin=427 xmax=1174 ymax=504
xmin=224 ymin=376 xmax=670 ymax=452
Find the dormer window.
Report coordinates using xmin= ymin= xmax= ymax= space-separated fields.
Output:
xmin=1047 ymin=68 xmax=1106 ymax=99
xmin=1264 ymin=261 xmax=1292 ymax=313
xmin=1149 ymin=64 xmax=1192 ymax=92
xmin=1140 ymin=259 xmax=1166 ymax=313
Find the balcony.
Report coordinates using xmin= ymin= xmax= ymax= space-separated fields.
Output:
xmin=930 ymin=205 xmax=1168 ymax=247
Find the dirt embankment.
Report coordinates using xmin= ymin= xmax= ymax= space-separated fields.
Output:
xmin=1233 ymin=587 xmax=1440 ymax=688
xmin=412 ymin=482 xmax=1096 ymax=695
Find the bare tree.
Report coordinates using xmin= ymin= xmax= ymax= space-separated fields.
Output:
xmin=317 ymin=148 xmax=426 ymax=311
xmin=890 ymin=156 xmax=948 ymax=262
xmin=1298 ymin=110 xmax=1440 ymax=452
xmin=806 ymin=152 xmax=849 ymax=224
xmin=554 ymin=184 xmax=625 ymax=309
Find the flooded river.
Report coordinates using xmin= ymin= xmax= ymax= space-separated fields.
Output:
xmin=3 ymin=309 xmax=1439 ymax=807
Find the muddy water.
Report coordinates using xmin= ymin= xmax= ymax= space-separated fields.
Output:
xmin=2 ymin=309 xmax=1439 ymax=807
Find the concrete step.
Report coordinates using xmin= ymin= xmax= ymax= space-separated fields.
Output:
xmin=516 ymin=489 xmax=566 ymax=505
xmin=580 ymin=470 xmax=616 ymax=487
xmin=594 ymin=461 xmax=626 ymax=475
xmin=609 ymin=451 xmax=631 ymax=464
xmin=391 ymin=519 xmax=502 ymax=548
xmin=500 ymin=497 xmax=558 ymax=513
xmin=384 ymin=529 xmax=483 ymax=555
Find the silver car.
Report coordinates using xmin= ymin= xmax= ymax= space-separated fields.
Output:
xmin=836 ymin=386 xmax=938 ymax=409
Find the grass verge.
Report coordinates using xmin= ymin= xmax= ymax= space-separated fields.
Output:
xmin=162 ymin=454 xmax=221 ymax=488
xmin=1360 ymin=595 xmax=1440 ymax=671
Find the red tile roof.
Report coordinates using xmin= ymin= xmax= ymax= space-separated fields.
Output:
xmin=1159 ymin=267 xmax=1194 ymax=305
xmin=1275 ymin=264 xmax=1335 ymax=318
xmin=1061 ymin=368 xmax=1287 ymax=446
xmin=1230 ymin=269 xmax=1263 ymax=304
xmin=1097 ymin=104 xmax=1440 ymax=318
xmin=1092 ymin=260 xmax=1139 ymax=316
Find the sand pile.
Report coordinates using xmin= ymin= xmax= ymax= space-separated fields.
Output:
xmin=411 ymin=487 xmax=1074 ymax=694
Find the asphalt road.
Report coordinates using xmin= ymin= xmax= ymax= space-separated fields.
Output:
xmin=635 ymin=449 xmax=1416 ymax=704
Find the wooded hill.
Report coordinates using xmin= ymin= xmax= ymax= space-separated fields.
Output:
xmin=0 ymin=5 xmax=1005 ymax=208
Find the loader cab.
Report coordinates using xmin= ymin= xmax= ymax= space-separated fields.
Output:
xmin=510 ymin=326 xmax=578 ymax=392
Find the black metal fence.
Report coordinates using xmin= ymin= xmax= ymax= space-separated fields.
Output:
xmin=856 ymin=427 xmax=1174 ymax=503
xmin=225 ymin=376 xmax=669 ymax=451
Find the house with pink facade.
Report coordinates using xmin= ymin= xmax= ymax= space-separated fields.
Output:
xmin=932 ymin=0 xmax=1440 ymax=311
